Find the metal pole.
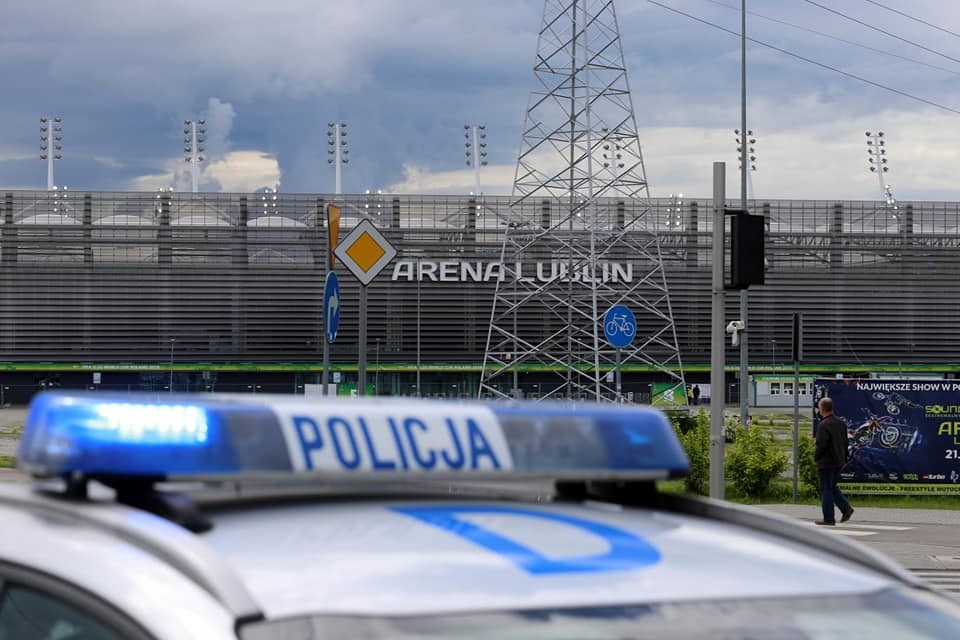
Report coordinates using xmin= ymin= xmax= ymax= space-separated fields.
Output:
xmin=416 ymin=259 xmax=421 ymax=397
xmin=615 ymin=348 xmax=622 ymax=403
xmin=168 ymin=338 xmax=174 ymax=394
xmin=472 ymin=126 xmax=481 ymax=195
xmin=710 ymin=162 xmax=726 ymax=500
xmin=358 ymin=285 xmax=368 ymax=396
xmin=739 ymin=0 xmax=750 ymax=432
xmin=322 ymin=331 xmax=330 ymax=396
xmin=375 ymin=338 xmax=380 ymax=395
xmin=793 ymin=357 xmax=800 ymax=502
xmin=335 ymin=125 xmax=342 ymax=196
xmin=792 ymin=311 xmax=802 ymax=502
xmin=191 ymin=121 xmax=199 ymax=194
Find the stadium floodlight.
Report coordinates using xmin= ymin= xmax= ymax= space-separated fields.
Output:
xmin=40 ymin=117 xmax=63 ymax=190
xmin=734 ymin=129 xmax=757 ymax=199
xmin=261 ymin=186 xmax=278 ymax=214
xmin=866 ymin=131 xmax=898 ymax=220
xmin=666 ymin=192 xmax=684 ymax=229
xmin=327 ymin=122 xmax=348 ymax=195
xmin=184 ymin=119 xmax=206 ymax=193
xmin=364 ymin=188 xmax=383 ymax=215
xmin=464 ymin=124 xmax=487 ymax=196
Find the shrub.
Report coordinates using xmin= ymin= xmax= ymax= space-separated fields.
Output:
xmin=674 ymin=410 xmax=710 ymax=495
xmin=796 ymin=431 xmax=820 ymax=497
xmin=724 ymin=415 xmax=739 ymax=443
xmin=725 ymin=425 xmax=788 ymax=498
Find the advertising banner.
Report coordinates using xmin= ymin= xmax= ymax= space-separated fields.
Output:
xmin=813 ymin=378 xmax=960 ymax=495
xmin=651 ymin=382 xmax=686 ymax=407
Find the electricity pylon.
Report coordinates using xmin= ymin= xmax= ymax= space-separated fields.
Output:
xmin=480 ymin=0 xmax=685 ymax=402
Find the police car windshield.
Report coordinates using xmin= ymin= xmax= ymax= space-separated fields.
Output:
xmin=242 ymin=588 xmax=960 ymax=639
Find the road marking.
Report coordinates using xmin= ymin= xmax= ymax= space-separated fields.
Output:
xmin=842 ymin=523 xmax=914 ymax=531
xmin=825 ymin=529 xmax=877 ymax=537
xmin=800 ymin=521 xmax=915 ymax=537
xmin=910 ymin=570 xmax=960 ymax=595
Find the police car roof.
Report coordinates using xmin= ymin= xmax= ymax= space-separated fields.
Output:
xmin=0 ymin=481 xmax=906 ymax=624
xmin=199 ymin=498 xmax=899 ymax=619
xmin=6 ymin=391 xmax=927 ymax=624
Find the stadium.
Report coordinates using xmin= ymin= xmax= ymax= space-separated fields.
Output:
xmin=0 ymin=189 xmax=955 ymax=404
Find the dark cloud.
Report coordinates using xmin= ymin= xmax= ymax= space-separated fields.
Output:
xmin=0 ymin=0 xmax=958 ymax=199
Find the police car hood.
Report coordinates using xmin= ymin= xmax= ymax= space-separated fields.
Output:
xmin=202 ymin=499 xmax=894 ymax=619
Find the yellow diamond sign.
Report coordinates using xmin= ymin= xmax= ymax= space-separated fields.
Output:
xmin=346 ymin=232 xmax=386 ymax=272
xmin=333 ymin=219 xmax=397 ymax=286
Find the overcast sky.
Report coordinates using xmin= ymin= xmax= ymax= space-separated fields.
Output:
xmin=1 ymin=0 xmax=958 ymax=202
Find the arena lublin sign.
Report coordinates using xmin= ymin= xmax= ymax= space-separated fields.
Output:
xmin=390 ymin=260 xmax=635 ymax=283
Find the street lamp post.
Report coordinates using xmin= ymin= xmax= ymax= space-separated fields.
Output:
xmin=327 ymin=122 xmax=348 ymax=195
xmin=463 ymin=124 xmax=487 ymax=195
xmin=40 ymin=117 xmax=62 ymax=191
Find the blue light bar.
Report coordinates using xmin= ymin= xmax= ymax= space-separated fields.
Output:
xmin=18 ymin=391 xmax=689 ymax=480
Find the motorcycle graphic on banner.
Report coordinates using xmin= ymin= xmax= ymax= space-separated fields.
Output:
xmin=813 ymin=378 xmax=960 ymax=495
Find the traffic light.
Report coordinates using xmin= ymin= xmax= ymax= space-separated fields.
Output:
xmin=728 ymin=210 xmax=765 ymax=289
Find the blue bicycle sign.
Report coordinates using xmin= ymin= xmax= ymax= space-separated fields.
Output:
xmin=603 ymin=305 xmax=636 ymax=348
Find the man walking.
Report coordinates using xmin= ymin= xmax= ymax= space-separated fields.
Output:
xmin=814 ymin=397 xmax=854 ymax=525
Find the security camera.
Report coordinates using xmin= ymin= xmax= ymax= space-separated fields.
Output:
xmin=726 ymin=320 xmax=745 ymax=346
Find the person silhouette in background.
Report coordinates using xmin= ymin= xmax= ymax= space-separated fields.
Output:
xmin=814 ymin=396 xmax=854 ymax=525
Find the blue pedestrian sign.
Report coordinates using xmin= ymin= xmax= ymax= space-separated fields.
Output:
xmin=604 ymin=305 xmax=636 ymax=349
xmin=324 ymin=272 xmax=341 ymax=344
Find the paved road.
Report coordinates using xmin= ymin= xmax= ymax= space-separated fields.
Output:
xmin=760 ymin=504 xmax=960 ymax=597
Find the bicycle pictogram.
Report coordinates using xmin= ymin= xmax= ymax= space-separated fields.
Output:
xmin=605 ymin=313 xmax=635 ymax=338
xmin=603 ymin=304 xmax=636 ymax=348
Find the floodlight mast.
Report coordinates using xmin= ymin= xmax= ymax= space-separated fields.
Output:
xmin=464 ymin=124 xmax=488 ymax=195
xmin=39 ymin=117 xmax=62 ymax=190
xmin=327 ymin=122 xmax=348 ymax=195
xmin=734 ymin=129 xmax=757 ymax=200
xmin=183 ymin=119 xmax=206 ymax=193
xmin=866 ymin=131 xmax=899 ymax=221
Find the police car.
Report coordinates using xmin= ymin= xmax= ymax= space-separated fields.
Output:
xmin=1 ymin=391 xmax=959 ymax=639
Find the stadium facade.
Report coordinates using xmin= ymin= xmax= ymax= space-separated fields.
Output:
xmin=0 ymin=189 xmax=956 ymax=403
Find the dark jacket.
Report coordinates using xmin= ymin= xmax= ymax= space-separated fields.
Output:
xmin=814 ymin=415 xmax=849 ymax=469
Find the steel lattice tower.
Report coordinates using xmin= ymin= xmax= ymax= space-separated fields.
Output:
xmin=480 ymin=0 xmax=685 ymax=402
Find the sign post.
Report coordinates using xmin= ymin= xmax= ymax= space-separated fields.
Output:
xmin=603 ymin=304 xmax=636 ymax=403
xmin=711 ymin=162 xmax=726 ymax=500
xmin=322 ymin=204 xmax=341 ymax=396
xmin=334 ymin=218 xmax=397 ymax=396
xmin=322 ymin=271 xmax=341 ymax=396
xmin=792 ymin=312 xmax=802 ymax=502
